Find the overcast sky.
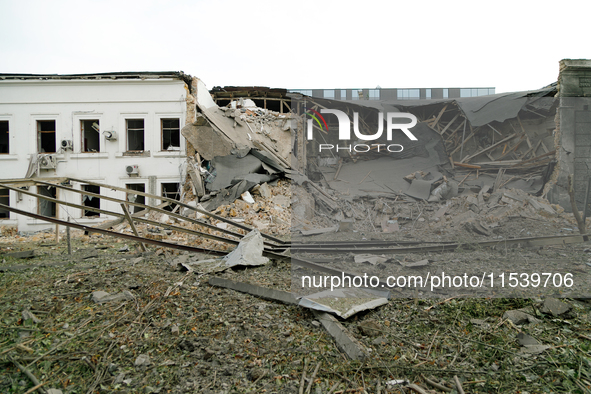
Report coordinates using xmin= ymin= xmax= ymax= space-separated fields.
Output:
xmin=0 ymin=0 xmax=588 ymax=93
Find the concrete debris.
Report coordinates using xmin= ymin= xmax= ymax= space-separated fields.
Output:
xmin=255 ymin=182 xmax=272 ymax=199
xmin=298 ymin=288 xmax=389 ymax=319
xmin=406 ymin=179 xmax=434 ymax=200
xmin=463 ymin=219 xmax=491 ymax=236
xmin=428 ymin=180 xmax=458 ymax=202
xmin=314 ymin=311 xmax=369 ymax=360
xmin=91 ymin=290 xmax=135 ymax=304
xmin=184 ymin=230 xmax=269 ymax=274
xmin=241 ymin=191 xmax=255 ymax=204
xmin=221 ymin=230 xmax=268 ymax=267
xmin=503 ymin=310 xmax=541 ymax=325
xmin=517 ymin=332 xmax=540 ymax=346
xmin=134 ymin=354 xmax=151 ymax=369
xmin=519 ymin=344 xmax=551 ymax=354
xmin=540 ymin=297 xmax=571 ymax=316
xmin=354 ymin=254 xmax=388 ymax=265
xmin=22 ymin=309 xmax=41 ymax=324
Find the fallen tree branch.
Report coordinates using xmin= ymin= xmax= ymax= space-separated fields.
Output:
xmin=11 ymin=357 xmax=46 ymax=394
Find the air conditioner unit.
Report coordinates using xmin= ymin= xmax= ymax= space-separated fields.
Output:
xmin=103 ymin=130 xmax=118 ymax=141
xmin=39 ymin=154 xmax=57 ymax=170
xmin=61 ymin=139 xmax=73 ymax=150
xmin=126 ymin=165 xmax=139 ymax=176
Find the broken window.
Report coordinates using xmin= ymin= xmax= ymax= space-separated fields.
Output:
xmin=38 ymin=185 xmax=56 ymax=217
xmin=161 ymin=119 xmax=180 ymax=151
xmin=0 ymin=121 xmax=8 ymax=154
xmin=0 ymin=188 xmax=9 ymax=219
xmin=37 ymin=120 xmax=56 ymax=153
xmin=161 ymin=182 xmax=180 ymax=212
xmin=126 ymin=119 xmax=144 ymax=151
xmin=81 ymin=120 xmax=100 ymax=152
xmin=126 ymin=183 xmax=145 ymax=214
xmin=82 ymin=185 xmax=100 ymax=217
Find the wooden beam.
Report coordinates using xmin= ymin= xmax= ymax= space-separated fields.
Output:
xmin=460 ymin=133 xmax=519 ymax=164
xmin=430 ymin=104 xmax=449 ymax=129
xmin=438 ymin=113 xmax=460 ymax=135
xmin=120 ymin=203 xmax=146 ymax=252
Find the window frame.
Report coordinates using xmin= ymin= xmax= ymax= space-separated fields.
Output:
xmin=37 ymin=119 xmax=57 ymax=153
xmin=126 ymin=119 xmax=145 ymax=152
xmin=0 ymin=120 xmax=9 ymax=154
xmin=161 ymin=118 xmax=181 ymax=151
xmin=81 ymin=119 xmax=101 ymax=153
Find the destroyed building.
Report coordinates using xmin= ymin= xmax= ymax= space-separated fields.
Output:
xmin=0 ymin=60 xmax=590 ymax=238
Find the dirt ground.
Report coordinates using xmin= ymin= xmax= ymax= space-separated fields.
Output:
xmin=1 ymin=180 xmax=591 ymax=393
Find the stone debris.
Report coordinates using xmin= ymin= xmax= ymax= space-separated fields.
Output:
xmin=90 ymin=290 xmax=135 ymax=304
xmin=503 ymin=310 xmax=541 ymax=325
xmin=540 ymin=297 xmax=572 ymax=316
xmin=21 ymin=309 xmax=41 ymax=324
xmin=134 ymin=354 xmax=151 ymax=369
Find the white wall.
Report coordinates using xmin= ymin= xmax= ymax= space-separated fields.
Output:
xmin=0 ymin=78 xmax=188 ymax=232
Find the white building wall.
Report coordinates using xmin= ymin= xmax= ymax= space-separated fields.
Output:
xmin=0 ymin=77 xmax=189 ymax=232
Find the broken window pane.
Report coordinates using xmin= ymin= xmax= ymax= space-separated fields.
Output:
xmin=126 ymin=183 xmax=145 ymax=214
xmin=38 ymin=185 xmax=56 ymax=217
xmin=126 ymin=119 xmax=144 ymax=151
xmin=0 ymin=121 xmax=8 ymax=154
xmin=82 ymin=120 xmax=100 ymax=152
xmin=161 ymin=182 xmax=180 ymax=212
xmin=37 ymin=120 xmax=56 ymax=153
xmin=82 ymin=185 xmax=100 ymax=217
xmin=161 ymin=118 xmax=180 ymax=150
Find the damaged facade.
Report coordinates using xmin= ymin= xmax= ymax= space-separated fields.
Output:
xmin=0 ymin=72 xmax=207 ymax=232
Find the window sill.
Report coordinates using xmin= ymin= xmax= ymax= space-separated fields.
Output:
xmin=116 ymin=151 xmax=151 ymax=158
xmin=0 ymin=219 xmax=17 ymax=225
xmin=70 ymin=153 xmax=110 ymax=159
xmin=0 ymin=154 xmax=18 ymax=160
xmin=153 ymin=151 xmax=186 ymax=158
